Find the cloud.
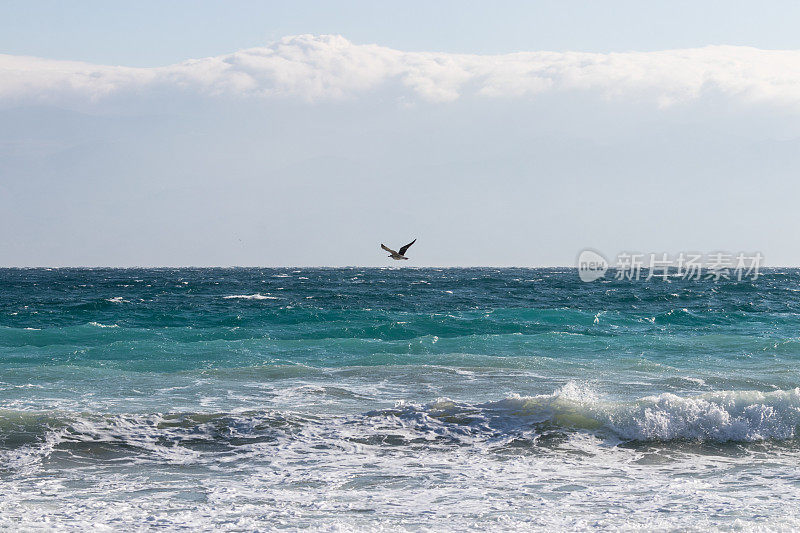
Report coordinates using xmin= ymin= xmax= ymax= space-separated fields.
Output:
xmin=3 ymin=34 xmax=800 ymax=107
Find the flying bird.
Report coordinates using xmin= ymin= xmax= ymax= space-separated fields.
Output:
xmin=381 ymin=239 xmax=416 ymax=260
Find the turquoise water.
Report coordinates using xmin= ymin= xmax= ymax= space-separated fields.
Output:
xmin=2 ymin=268 xmax=800 ymax=530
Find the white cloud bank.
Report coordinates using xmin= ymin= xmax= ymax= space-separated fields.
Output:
xmin=3 ymin=34 xmax=800 ymax=107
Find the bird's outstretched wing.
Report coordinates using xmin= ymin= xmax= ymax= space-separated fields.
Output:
xmin=398 ymin=239 xmax=416 ymax=256
xmin=381 ymin=244 xmax=398 ymax=255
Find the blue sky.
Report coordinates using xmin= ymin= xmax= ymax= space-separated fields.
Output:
xmin=2 ymin=2 xmax=800 ymax=266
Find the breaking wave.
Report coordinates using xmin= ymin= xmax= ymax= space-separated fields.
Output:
xmin=223 ymin=294 xmax=280 ymax=300
xmin=399 ymin=383 xmax=800 ymax=442
xmin=3 ymin=384 xmax=800 ymax=470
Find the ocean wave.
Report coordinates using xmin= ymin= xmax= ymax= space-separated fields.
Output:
xmin=88 ymin=321 xmax=119 ymax=328
xmin=392 ymin=384 xmax=800 ymax=443
xmin=0 ymin=409 xmax=306 ymax=468
xmin=223 ymin=294 xmax=279 ymax=300
xmin=2 ymin=385 xmax=800 ymax=466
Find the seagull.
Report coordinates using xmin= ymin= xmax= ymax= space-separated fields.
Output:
xmin=381 ymin=239 xmax=416 ymax=260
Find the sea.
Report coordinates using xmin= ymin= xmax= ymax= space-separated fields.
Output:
xmin=1 ymin=267 xmax=800 ymax=531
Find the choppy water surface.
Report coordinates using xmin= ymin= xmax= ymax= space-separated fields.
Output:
xmin=2 ymin=268 xmax=800 ymax=530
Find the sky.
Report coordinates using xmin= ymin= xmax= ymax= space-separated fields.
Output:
xmin=2 ymin=1 xmax=800 ymax=266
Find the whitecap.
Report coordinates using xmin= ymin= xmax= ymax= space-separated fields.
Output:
xmin=223 ymin=294 xmax=279 ymax=300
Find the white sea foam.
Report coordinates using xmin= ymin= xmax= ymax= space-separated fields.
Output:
xmin=223 ymin=294 xmax=279 ymax=300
